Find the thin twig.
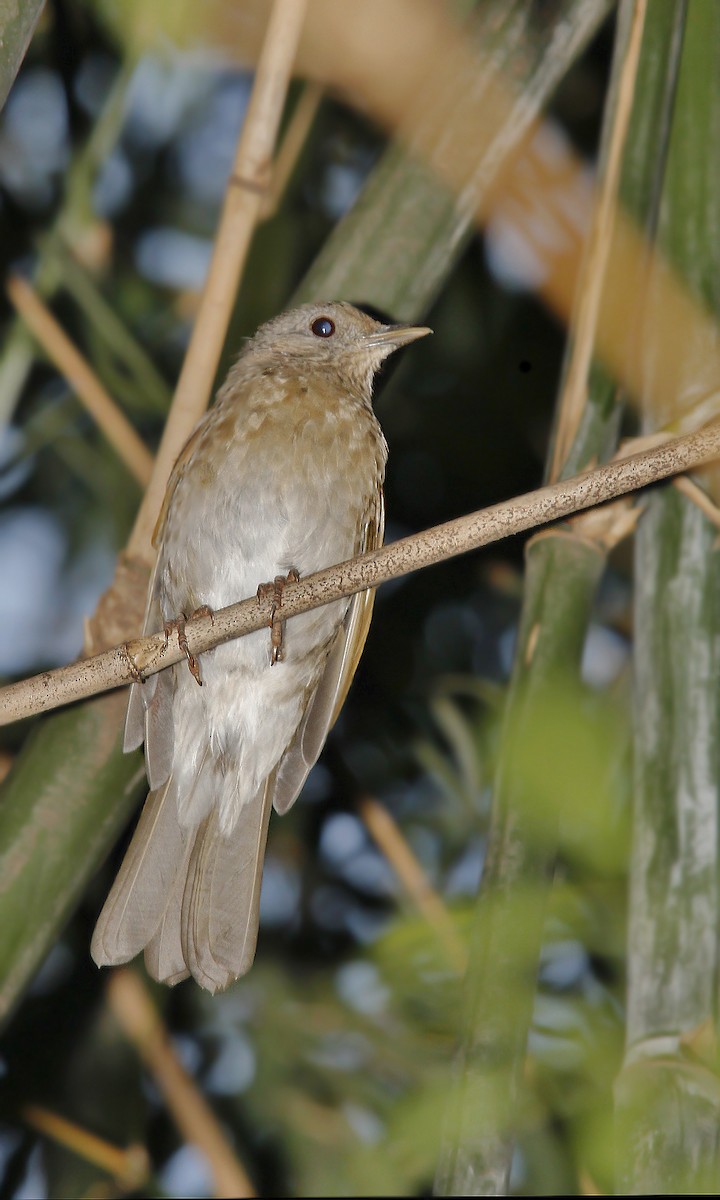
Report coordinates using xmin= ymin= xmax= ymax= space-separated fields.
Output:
xmin=358 ymin=796 xmax=467 ymax=973
xmin=106 ymin=969 xmax=255 ymax=1200
xmin=3 ymin=417 xmax=720 ymax=727
xmin=672 ymin=474 xmax=720 ymax=530
xmin=7 ymin=275 xmax=154 ymax=487
xmin=128 ymin=0 xmax=308 ymax=561
xmin=260 ymin=82 xmax=323 ymax=220
xmin=549 ymin=0 xmax=649 ymax=480
xmin=57 ymin=241 xmax=171 ymax=415
xmin=22 ymin=1104 xmax=150 ymax=1191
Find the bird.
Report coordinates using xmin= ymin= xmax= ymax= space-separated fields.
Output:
xmin=91 ymin=300 xmax=431 ymax=993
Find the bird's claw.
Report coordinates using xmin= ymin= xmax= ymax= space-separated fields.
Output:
xmin=164 ymin=606 xmax=214 ymax=686
xmin=257 ymin=569 xmax=299 ymax=664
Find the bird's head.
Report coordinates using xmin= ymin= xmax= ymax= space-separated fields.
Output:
xmin=245 ymin=301 xmax=431 ymax=395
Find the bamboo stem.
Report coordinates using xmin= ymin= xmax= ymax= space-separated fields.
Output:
xmin=358 ymin=796 xmax=467 ymax=974
xmin=7 ymin=275 xmax=154 ymax=487
xmin=549 ymin=0 xmax=648 ymax=480
xmin=435 ymin=533 xmax=606 ymax=1195
xmin=106 ymin=969 xmax=255 ymax=1199
xmin=57 ymin=243 xmax=171 ymax=416
xmin=2 ymin=418 xmax=720 ymax=726
xmin=436 ymin=3 xmax=677 ymax=1191
xmin=260 ymin=82 xmax=323 ymax=220
xmin=128 ymin=0 xmax=308 ymax=561
xmin=617 ymin=1 xmax=720 ymax=1190
xmin=22 ymin=1104 xmax=150 ymax=1191
xmin=0 ymin=60 xmax=134 ymax=429
xmin=672 ymin=474 xmax=720 ymax=529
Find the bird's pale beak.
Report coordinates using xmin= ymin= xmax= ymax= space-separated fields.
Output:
xmin=363 ymin=324 xmax=433 ymax=350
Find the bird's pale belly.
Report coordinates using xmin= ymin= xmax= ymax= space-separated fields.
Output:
xmin=158 ymin=468 xmax=360 ymax=830
xmin=160 ymin=466 xmax=361 ymax=664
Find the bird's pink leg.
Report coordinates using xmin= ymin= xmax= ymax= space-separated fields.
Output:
xmin=164 ymin=605 xmax=214 ymax=686
xmin=257 ymin=568 xmax=300 ymax=664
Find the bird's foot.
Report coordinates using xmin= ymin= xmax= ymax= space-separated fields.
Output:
xmin=257 ymin=569 xmax=300 ymax=664
xmin=164 ymin=606 xmax=214 ymax=686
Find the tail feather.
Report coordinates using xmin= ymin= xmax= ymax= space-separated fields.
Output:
xmin=144 ymin=844 xmax=193 ymax=986
xmin=144 ymin=913 xmax=191 ymax=986
xmin=93 ymin=770 xmax=274 ymax=991
xmin=181 ymin=778 xmax=273 ymax=993
xmin=91 ymin=774 xmax=188 ymax=966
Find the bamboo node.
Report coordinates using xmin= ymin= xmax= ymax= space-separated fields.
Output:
xmin=228 ymin=170 xmax=271 ymax=196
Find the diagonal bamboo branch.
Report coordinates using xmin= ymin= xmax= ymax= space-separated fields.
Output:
xmin=2 ymin=417 xmax=719 ymax=727
xmin=358 ymin=795 xmax=467 ymax=974
xmin=22 ymin=1104 xmax=150 ymax=1192
xmin=106 ymin=969 xmax=256 ymax=1199
xmin=128 ymin=0 xmax=308 ymax=561
xmin=7 ymin=274 xmax=154 ymax=487
xmin=549 ymin=0 xmax=649 ymax=481
xmin=259 ymin=82 xmax=323 ymax=221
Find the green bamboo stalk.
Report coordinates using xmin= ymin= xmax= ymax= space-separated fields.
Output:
xmin=297 ymin=0 xmax=615 ymax=316
xmin=0 ymin=2 xmax=46 ymax=416
xmin=435 ymin=534 xmax=605 ymax=1194
xmin=0 ymin=1 xmax=43 ymax=111
xmin=616 ymin=1 xmax=720 ymax=1190
xmin=435 ymin=1 xmax=691 ymax=1192
xmin=618 ymin=493 xmax=720 ymax=1192
xmin=0 ymin=0 xmax=613 ymax=1024
xmin=0 ymin=694 xmax=141 ymax=1024
xmin=54 ymin=242 xmax=171 ymax=416
xmin=0 ymin=60 xmax=170 ymax=428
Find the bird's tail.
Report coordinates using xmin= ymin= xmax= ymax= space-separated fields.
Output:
xmin=91 ymin=773 xmax=273 ymax=993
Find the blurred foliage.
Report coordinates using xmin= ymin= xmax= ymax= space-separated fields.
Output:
xmin=0 ymin=1 xmax=658 ymax=1197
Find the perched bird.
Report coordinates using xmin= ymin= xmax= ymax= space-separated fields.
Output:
xmin=92 ymin=301 xmax=430 ymax=993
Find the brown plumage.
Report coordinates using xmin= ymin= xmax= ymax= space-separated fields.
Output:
xmin=91 ymin=301 xmax=430 ymax=992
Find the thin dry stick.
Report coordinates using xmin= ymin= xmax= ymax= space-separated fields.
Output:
xmin=7 ymin=275 xmax=154 ymax=487
xmin=549 ymin=0 xmax=649 ymax=481
xmin=358 ymin=795 xmax=467 ymax=973
xmin=612 ymin=432 xmax=720 ymax=528
xmin=106 ymin=969 xmax=255 ymax=1200
xmin=672 ymin=474 xmax=720 ymax=531
xmin=128 ymin=0 xmax=307 ymax=561
xmin=22 ymin=1104 xmax=149 ymax=1191
xmin=3 ymin=417 xmax=720 ymax=727
xmin=260 ymin=82 xmax=324 ymax=220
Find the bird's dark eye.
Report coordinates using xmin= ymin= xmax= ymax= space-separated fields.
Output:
xmin=311 ymin=316 xmax=335 ymax=338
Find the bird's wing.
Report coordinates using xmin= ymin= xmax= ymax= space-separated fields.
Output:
xmin=272 ymin=490 xmax=385 ymax=815
xmin=123 ymin=549 xmax=163 ymax=753
xmin=122 ymin=549 xmax=175 ymax=788
xmin=151 ymin=419 xmax=206 ymax=552
xmin=123 ymin=422 xmax=207 ymax=768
